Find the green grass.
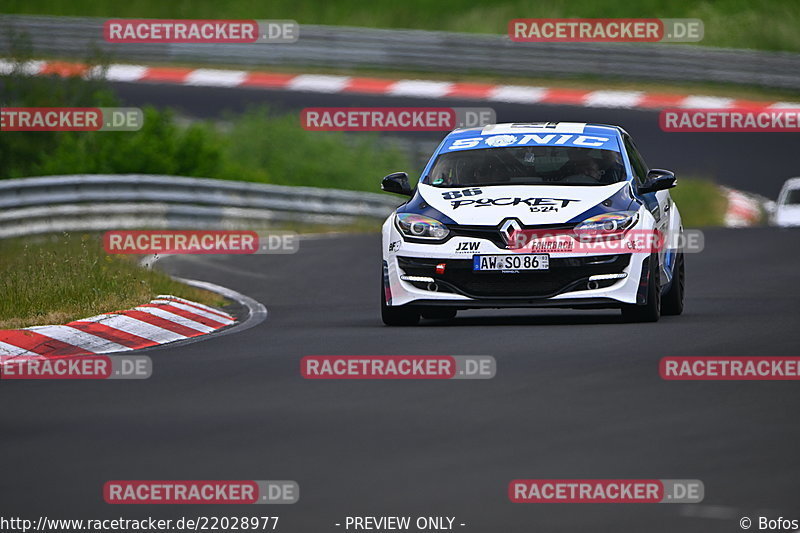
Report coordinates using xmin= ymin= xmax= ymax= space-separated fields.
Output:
xmin=670 ymin=177 xmax=729 ymax=227
xmin=4 ymin=0 xmax=800 ymax=52
xmin=215 ymin=110 xmax=410 ymax=191
xmin=0 ymin=234 xmax=226 ymax=329
xmin=1 ymin=104 xmax=412 ymax=192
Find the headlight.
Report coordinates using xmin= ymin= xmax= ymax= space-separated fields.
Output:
xmin=574 ymin=211 xmax=639 ymax=238
xmin=395 ymin=213 xmax=450 ymax=241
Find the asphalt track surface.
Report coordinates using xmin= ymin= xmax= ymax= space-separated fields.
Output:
xmin=1 ymin=81 xmax=799 ymax=532
xmin=2 ymin=228 xmax=800 ymax=532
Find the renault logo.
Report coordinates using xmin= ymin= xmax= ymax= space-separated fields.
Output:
xmin=499 ymin=218 xmax=522 ymax=247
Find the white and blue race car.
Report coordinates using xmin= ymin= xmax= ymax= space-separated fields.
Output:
xmin=380 ymin=122 xmax=685 ymax=325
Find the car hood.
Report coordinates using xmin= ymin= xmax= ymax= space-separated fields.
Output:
xmin=418 ymin=182 xmax=630 ymax=226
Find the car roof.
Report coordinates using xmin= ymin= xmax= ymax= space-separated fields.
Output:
xmin=781 ymin=177 xmax=800 ymax=190
xmin=447 ymin=122 xmax=624 ymax=139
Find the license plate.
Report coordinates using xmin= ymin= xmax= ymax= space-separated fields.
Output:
xmin=472 ymin=254 xmax=549 ymax=272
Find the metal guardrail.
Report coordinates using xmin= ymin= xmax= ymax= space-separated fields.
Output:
xmin=0 ymin=175 xmax=401 ymax=238
xmin=2 ymin=15 xmax=800 ymax=90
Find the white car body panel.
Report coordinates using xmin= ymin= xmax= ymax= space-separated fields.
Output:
xmin=774 ymin=177 xmax=800 ymax=227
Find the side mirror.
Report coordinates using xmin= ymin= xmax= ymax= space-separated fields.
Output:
xmin=639 ymin=169 xmax=676 ymax=194
xmin=381 ymin=172 xmax=412 ymax=196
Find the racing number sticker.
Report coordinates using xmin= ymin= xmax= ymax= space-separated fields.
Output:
xmin=441 ymin=188 xmax=482 ymax=200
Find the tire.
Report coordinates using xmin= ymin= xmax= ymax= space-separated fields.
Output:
xmin=381 ymin=284 xmax=420 ymax=326
xmin=420 ymin=307 xmax=458 ymax=320
xmin=661 ymin=251 xmax=685 ymax=316
xmin=621 ymin=254 xmax=661 ymax=323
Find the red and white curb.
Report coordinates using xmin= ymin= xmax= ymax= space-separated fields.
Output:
xmin=0 ymin=295 xmax=234 ymax=363
xmin=2 ymin=59 xmax=798 ymax=111
xmin=723 ymin=187 xmax=764 ymax=227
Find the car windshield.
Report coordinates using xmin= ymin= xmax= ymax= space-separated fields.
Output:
xmin=783 ymin=188 xmax=800 ymax=205
xmin=425 ymin=146 xmax=625 ymax=187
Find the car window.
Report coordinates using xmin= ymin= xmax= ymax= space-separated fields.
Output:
xmin=623 ymin=136 xmax=649 ymax=185
xmin=784 ymin=188 xmax=800 ymax=205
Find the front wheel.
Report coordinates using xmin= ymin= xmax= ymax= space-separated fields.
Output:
xmin=621 ymin=254 xmax=661 ymax=323
xmin=661 ymin=252 xmax=685 ymax=316
xmin=381 ymin=285 xmax=420 ymax=326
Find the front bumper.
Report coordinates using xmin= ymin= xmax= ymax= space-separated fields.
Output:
xmin=383 ymin=219 xmax=648 ymax=308
xmin=397 ymin=254 xmax=632 ymax=300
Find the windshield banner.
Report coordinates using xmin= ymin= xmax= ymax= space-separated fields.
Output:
xmin=443 ymin=133 xmax=620 ymax=152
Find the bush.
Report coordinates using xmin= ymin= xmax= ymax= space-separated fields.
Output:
xmin=28 ymin=108 xmax=224 ymax=177
xmin=218 ymin=109 xmax=410 ymax=191
xmin=0 ymin=53 xmax=410 ymax=188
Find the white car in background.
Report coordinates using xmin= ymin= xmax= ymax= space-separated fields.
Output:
xmin=774 ymin=177 xmax=800 ymax=227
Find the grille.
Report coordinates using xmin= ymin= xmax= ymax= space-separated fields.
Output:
xmin=447 ymin=223 xmax=576 ymax=249
xmin=398 ymin=255 xmax=631 ymax=298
